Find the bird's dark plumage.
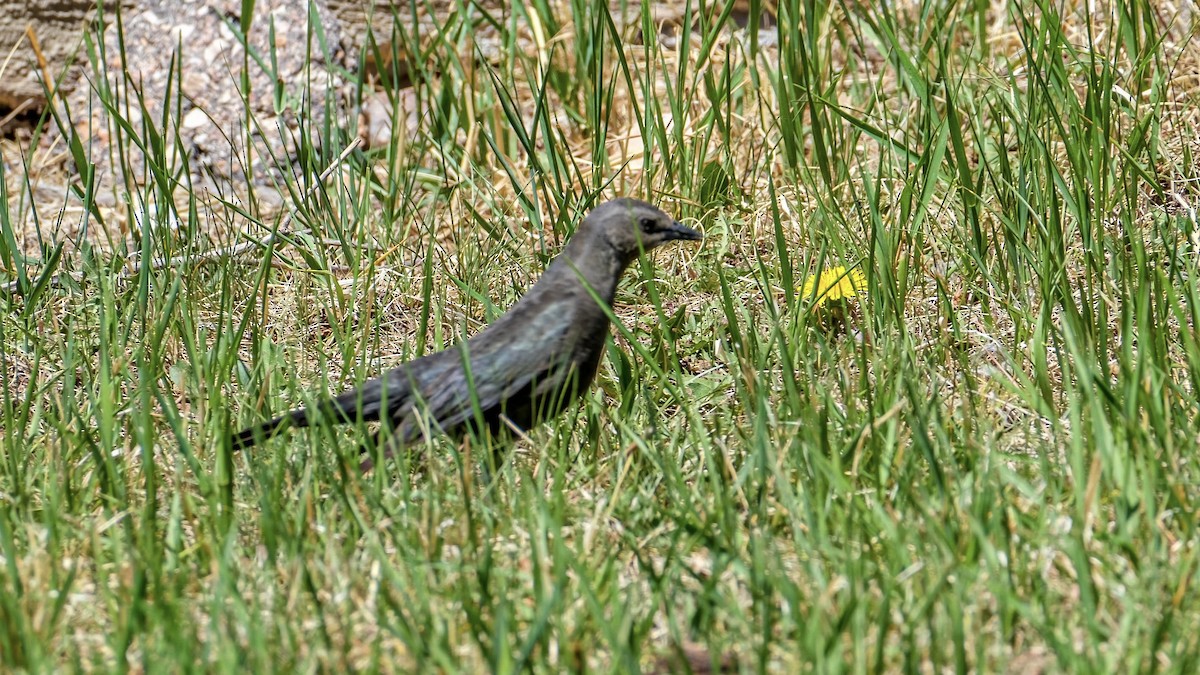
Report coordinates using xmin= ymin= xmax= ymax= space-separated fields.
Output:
xmin=231 ymin=198 xmax=702 ymax=466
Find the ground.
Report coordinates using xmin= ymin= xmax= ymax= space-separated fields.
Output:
xmin=1 ymin=0 xmax=1199 ymax=672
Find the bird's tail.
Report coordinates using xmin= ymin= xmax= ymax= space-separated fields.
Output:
xmin=230 ymin=408 xmax=313 ymax=449
xmin=230 ymin=378 xmax=398 ymax=450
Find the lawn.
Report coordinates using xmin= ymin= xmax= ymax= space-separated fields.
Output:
xmin=2 ymin=0 xmax=1199 ymax=671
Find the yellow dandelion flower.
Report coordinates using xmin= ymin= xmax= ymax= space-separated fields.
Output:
xmin=801 ymin=266 xmax=867 ymax=307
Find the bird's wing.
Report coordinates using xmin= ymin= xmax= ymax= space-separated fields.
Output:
xmin=404 ymin=298 xmax=581 ymax=434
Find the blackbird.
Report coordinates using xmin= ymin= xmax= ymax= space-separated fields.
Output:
xmin=231 ymin=198 xmax=701 ymax=467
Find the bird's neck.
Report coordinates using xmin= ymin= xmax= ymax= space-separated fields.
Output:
xmin=555 ymin=236 xmax=629 ymax=305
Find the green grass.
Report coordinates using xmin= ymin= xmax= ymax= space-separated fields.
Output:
xmin=2 ymin=0 xmax=1199 ymax=671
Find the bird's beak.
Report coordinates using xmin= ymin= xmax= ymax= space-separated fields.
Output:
xmin=664 ymin=220 xmax=703 ymax=241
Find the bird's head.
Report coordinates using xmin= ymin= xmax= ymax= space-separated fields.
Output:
xmin=582 ymin=198 xmax=703 ymax=264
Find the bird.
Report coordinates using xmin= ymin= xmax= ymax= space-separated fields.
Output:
xmin=231 ymin=198 xmax=702 ymax=469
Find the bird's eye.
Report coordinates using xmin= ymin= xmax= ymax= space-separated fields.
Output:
xmin=639 ymin=217 xmax=656 ymax=232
